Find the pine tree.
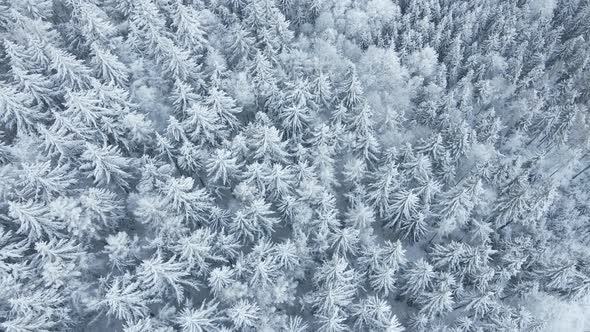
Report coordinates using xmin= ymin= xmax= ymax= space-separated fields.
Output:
xmin=9 ymin=66 xmax=55 ymax=106
xmin=285 ymin=315 xmax=309 ymax=332
xmin=248 ymin=247 xmax=279 ymax=286
xmin=127 ymin=0 xmax=167 ymax=52
xmin=249 ymin=123 xmax=288 ymax=163
xmin=350 ymin=103 xmax=375 ymax=139
xmin=208 ymin=265 xmax=235 ymax=296
xmin=315 ymin=310 xmax=348 ymax=332
xmin=370 ymin=265 xmax=397 ymax=296
xmin=122 ymin=111 xmax=153 ymax=146
xmin=94 ymin=275 xmax=150 ymax=322
xmin=46 ymin=45 xmax=94 ymax=90
xmin=63 ymin=89 xmax=113 ymax=131
xmin=312 ymin=142 xmax=337 ymax=189
xmin=104 ymin=231 xmax=137 ymax=270
xmin=136 ymin=253 xmax=198 ymax=302
xmin=463 ymin=290 xmax=498 ymax=318
xmin=70 ymin=2 xmax=116 ymax=46
xmin=206 ymin=148 xmax=240 ymax=186
xmin=156 ymin=39 xmax=201 ymax=81
xmin=175 ymin=299 xmax=221 ymax=332
xmin=33 ymin=237 xmax=83 ymax=263
xmin=331 ymin=103 xmax=351 ymax=126
xmin=382 ymin=240 xmax=408 ymax=270
xmin=0 ymin=227 xmax=28 ymax=272
xmin=280 ymin=102 xmax=312 ymax=137
xmin=3 ymin=39 xmax=45 ymax=72
xmin=352 ymin=295 xmax=398 ymax=331
xmin=184 ymin=104 xmax=226 ymax=146
xmin=205 ymin=87 xmax=242 ymax=130
xmin=340 ymin=67 xmax=364 ymax=108
xmin=242 ymin=161 xmax=269 ymax=195
xmin=248 ymin=51 xmax=275 ymax=94
xmin=8 ymin=200 xmax=63 ymax=240
xmin=80 ymin=143 xmax=133 ymax=188
xmin=38 ymin=126 xmax=83 ymax=162
xmin=406 ymin=312 xmax=429 ymax=332
xmin=312 ymin=70 xmax=333 ymax=107
xmin=227 ymin=299 xmax=260 ymax=330
xmin=80 ymin=187 xmax=124 ymax=227
xmin=16 ymin=161 xmax=77 ymax=200
xmin=226 ymin=23 xmax=255 ymax=64
xmin=177 ymin=141 xmax=202 ymax=173
xmin=384 ymin=315 xmax=405 ymax=332
xmin=345 ymin=201 xmax=375 ymax=230
xmin=385 ymin=189 xmax=420 ymax=229
xmin=122 ymin=318 xmax=158 ymax=332
xmin=0 ymin=84 xmax=45 ymax=134
xmin=1 ymin=313 xmax=57 ymax=332
xmin=399 ymin=212 xmax=429 ymax=243
xmin=231 ymin=198 xmax=278 ymax=241
xmin=265 ymin=163 xmax=294 ymax=200
xmin=419 ymin=285 xmax=455 ymax=318
xmin=444 ymin=120 xmax=474 ymax=161
xmin=330 ymin=226 xmax=360 ymax=257
xmin=342 ymin=158 xmax=367 ymax=186
xmin=367 ymin=163 xmax=399 ymax=217
xmin=401 ymin=258 xmax=435 ymax=299
xmin=160 ymin=176 xmax=213 ymax=222
xmin=416 ymin=134 xmax=446 ymax=164
xmin=170 ymin=3 xmax=208 ymax=51
xmin=430 ymin=241 xmax=468 ymax=273
xmin=469 ymin=219 xmax=494 ymax=244
xmin=89 ymin=43 xmax=129 ymax=87
xmin=170 ymin=80 xmax=200 ymax=115
xmin=569 ymin=274 xmax=590 ymax=301
xmin=492 ymin=177 xmax=531 ymax=230
xmin=435 ymin=178 xmax=480 ymax=235
xmin=353 ymin=131 xmax=380 ymax=163
xmin=275 ymin=239 xmax=301 ymax=272
xmin=173 ymin=228 xmax=223 ymax=274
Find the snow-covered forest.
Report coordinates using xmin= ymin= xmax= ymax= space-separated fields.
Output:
xmin=1 ymin=0 xmax=590 ymax=331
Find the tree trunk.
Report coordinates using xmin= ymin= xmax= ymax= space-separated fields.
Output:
xmin=572 ymin=164 xmax=590 ymax=180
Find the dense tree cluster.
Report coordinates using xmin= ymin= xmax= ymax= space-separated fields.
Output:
xmin=0 ymin=0 xmax=590 ymax=331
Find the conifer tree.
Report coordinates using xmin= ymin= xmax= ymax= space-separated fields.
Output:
xmin=226 ymin=23 xmax=255 ymax=64
xmin=175 ymin=299 xmax=222 ymax=332
xmin=89 ymin=43 xmax=129 ymax=87
xmin=170 ymin=80 xmax=200 ymax=115
xmin=136 ymin=252 xmax=198 ymax=302
xmin=160 ymin=176 xmax=213 ymax=222
xmin=419 ymin=284 xmax=455 ymax=318
xmin=205 ymin=87 xmax=242 ymax=130
xmin=46 ymin=45 xmax=94 ymax=90
xmin=8 ymin=200 xmax=63 ymax=241
xmin=9 ymin=66 xmax=55 ymax=107
xmin=170 ymin=3 xmax=208 ymax=52
xmin=80 ymin=143 xmax=133 ymax=188
xmin=385 ymin=189 xmax=420 ymax=229
xmin=184 ymin=104 xmax=226 ymax=146
xmin=280 ymin=102 xmax=312 ymax=138
xmin=16 ymin=161 xmax=77 ymax=200
xmin=340 ymin=67 xmax=364 ymax=109
xmin=208 ymin=265 xmax=235 ymax=296
xmin=227 ymin=299 xmax=260 ymax=330
xmin=400 ymin=258 xmax=436 ymax=299
xmin=0 ymin=84 xmax=45 ymax=134
xmin=94 ymin=275 xmax=150 ymax=323
xmin=206 ymin=148 xmax=240 ymax=186
xmin=0 ymin=0 xmax=589 ymax=330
